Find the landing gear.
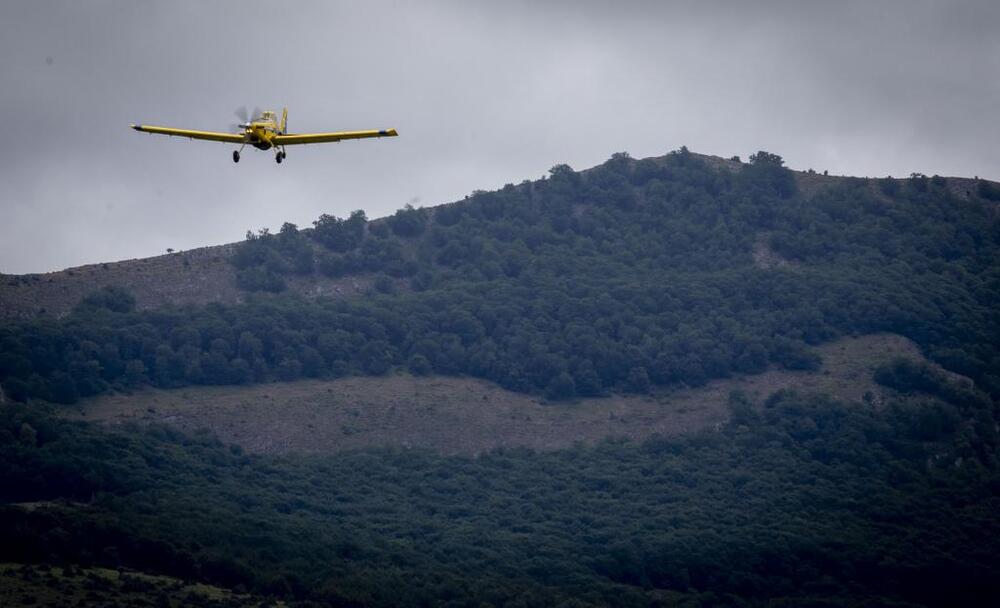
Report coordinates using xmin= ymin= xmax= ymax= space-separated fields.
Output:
xmin=275 ymin=149 xmax=286 ymax=164
xmin=232 ymin=150 xmax=240 ymax=163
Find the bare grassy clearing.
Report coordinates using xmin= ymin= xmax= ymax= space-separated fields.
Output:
xmin=67 ymin=334 xmax=933 ymax=456
xmin=0 ymin=562 xmax=283 ymax=608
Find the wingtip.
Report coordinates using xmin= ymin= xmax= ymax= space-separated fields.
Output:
xmin=131 ymin=124 xmax=142 ymax=131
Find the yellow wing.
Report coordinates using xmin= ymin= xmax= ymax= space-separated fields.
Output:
xmin=273 ymin=128 xmax=398 ymax=146
xmin=131 ymin=124 xmax=244 ymax=144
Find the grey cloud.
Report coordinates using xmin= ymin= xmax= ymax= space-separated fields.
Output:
xmin=1 ymin=0 xmax=997 ymax=273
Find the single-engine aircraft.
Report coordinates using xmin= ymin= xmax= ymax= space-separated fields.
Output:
xmin=131 ymin=106 xmax=398 ymax=163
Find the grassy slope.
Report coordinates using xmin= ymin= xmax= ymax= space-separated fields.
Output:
xmin=0 ymin=242 xmax=371 ymax=322
xmin=0 ymin=563 xmax=286 ymax=608
xmin=68 ymin=333 xmax=939 ymax=455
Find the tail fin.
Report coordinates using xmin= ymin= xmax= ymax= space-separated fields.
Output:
xmin=280 ymin=107 xmax=287 ymax=134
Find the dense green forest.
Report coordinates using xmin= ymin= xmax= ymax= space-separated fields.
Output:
xmin=1 ymin=149 xmax=999 ymax=606
xmin=2 ymin=376 xmax=998 ymax=606
xmin=1 ymin=149 xmax=998 ymax=404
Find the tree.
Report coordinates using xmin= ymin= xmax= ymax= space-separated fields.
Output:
xmin=879 ymin=177 xmax=900 ymax=197
xmin=407 ymin=354 xmax=432 ymax=376
xmin=76 ymin=286 xmax=136 ymax=314
xmin=373 ymin=275 xmax=395 ymax=294
xmin=746 ymin=150 xmax=796 ymax=198
xmin=726 ymin=390 xmax=758 ymax=427
xmin=123 ymin=359 xmax=148 ymax=387
xmin=977 ymin=180 xmax=1000 ymax=201
xmin=572 ymin=361 xmax=603 ymax=397
xmin=360 ymin=341 xmax=393 ymax=375
xmin=624 ymin=367 xmax=651 ymax=393
xmin=544 ymin=372 xmax=576 ymax=401
xmin=48 ymin=371 xmax=80 ymax=404
xmin=749 ymin=151 xmax=784 ymax=167
xmin=236 ymin=268 xmax=286 ymax=292
xmin=277 ymin=357 xmax=302 ymax=381
xmin=312 ymin=211 xmax=367 ymax=252
xmin=388 ymin=204 xmax=428 ymax=237
xmin=771 ymin=338 xmax=822 ymax=371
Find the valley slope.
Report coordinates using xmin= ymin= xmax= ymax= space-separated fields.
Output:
xmin=74 ymin=333 xmax=936 ymax=455
xmin=1 ymin=148 xmax=999 ymax=608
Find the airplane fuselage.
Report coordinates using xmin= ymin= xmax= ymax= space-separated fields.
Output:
xmin=246 ymin=122 xmax=279 ymax=150
xmin=130 ymin=106 xmax=396 ymax=164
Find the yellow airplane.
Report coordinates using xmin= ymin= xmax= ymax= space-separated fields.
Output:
xmin=131 ymin=107 xmax=397 ymax=163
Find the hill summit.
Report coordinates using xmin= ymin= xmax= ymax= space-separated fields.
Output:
xmin=1 ymin=148 xmax=998 ymax=406
xmin=1 ymin=150 xmax=995 ymax=321
xmin=2 ymin=147 xmax=1000 ymax=608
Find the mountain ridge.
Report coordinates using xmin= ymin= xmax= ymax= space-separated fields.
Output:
xmin=2 ymin=146 xmax=999 ymax=607
xmin=2 ymin=145 xmax=997 ymax=406
xmin=2 ymin=150 xmax=997 ymax=321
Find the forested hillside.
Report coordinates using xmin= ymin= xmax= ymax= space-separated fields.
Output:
xmin=2 ymin=149 xmax=998 ymax=404
xmin=2 ymin=376 xmax=998 ymax=606
xmin=1 ymin=148 xmax=999 ymax=607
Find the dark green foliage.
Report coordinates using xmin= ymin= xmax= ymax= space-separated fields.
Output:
xmin=978 ymin=179 xmax=1000 ymax=201
xmin=234 ymin=267 xmax=286 ymax=293
xmin=4 ymin=149 xmax=1000 ymax=403
xmin=312 ymin=210 xmax=367 ymax=252
xmin=406 ymin=353 xmax=431 ymax=375
xmin=1 ymin=390 xmax=998 ymax=607
xmin=317 ymin=251 xmax=362 ymax=277
xmin=544 ymin=371 xmax=576 ymax=400
xmin=875 ymin=357 xmax=949 ymax=394
xmin=387 ymin=204 xmax=428 ymax=237
xmin=2 ymin=149 xmax=998 ymax=607
xmin=233 ymin=225 xmax=314 ymax=283
xmin=875 ymin=357 xmax=989 ymax=411
xmin=746 ymin=150 xmax=796 ymax=198
xmin=909 ymin=172 xmax=930 ymax=194
xmin=75 ymin=286 xmax=136 ymax=314
xmin=372 ymin=274 xmax=395 ymax=294
xmin=770 ymin=337 xmax=822 ymax=371
xmin=231 ymin=229 xmax=294 ymax=292
xmin=879 ymin=176 xmax=900 ymax=197
xmin=277 ymin=223 xmax=316 ymax=275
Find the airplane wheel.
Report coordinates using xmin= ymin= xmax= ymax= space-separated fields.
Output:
xmin=275 ymin=154 xmax=282 ymax=164
xmin=233 ymin=151 xmax=240 ymax=163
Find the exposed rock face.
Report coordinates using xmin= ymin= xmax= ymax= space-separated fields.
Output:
xmin=752 ymin=233 xmax=796 ymax=270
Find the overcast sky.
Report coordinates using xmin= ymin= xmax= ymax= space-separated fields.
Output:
xmin=1 ymin=1 xmax=997 ymax=274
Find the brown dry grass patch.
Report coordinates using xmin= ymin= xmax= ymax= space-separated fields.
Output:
xmin=69 ymin=333 xmax=932 ymax=456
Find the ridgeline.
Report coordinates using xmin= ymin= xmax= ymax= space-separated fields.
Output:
xmin=1 ymin=148 xmax=999 ymax=607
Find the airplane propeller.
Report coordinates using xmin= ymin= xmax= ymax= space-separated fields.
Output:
xmin=232 ymin=105 xmax=263 ymax=131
